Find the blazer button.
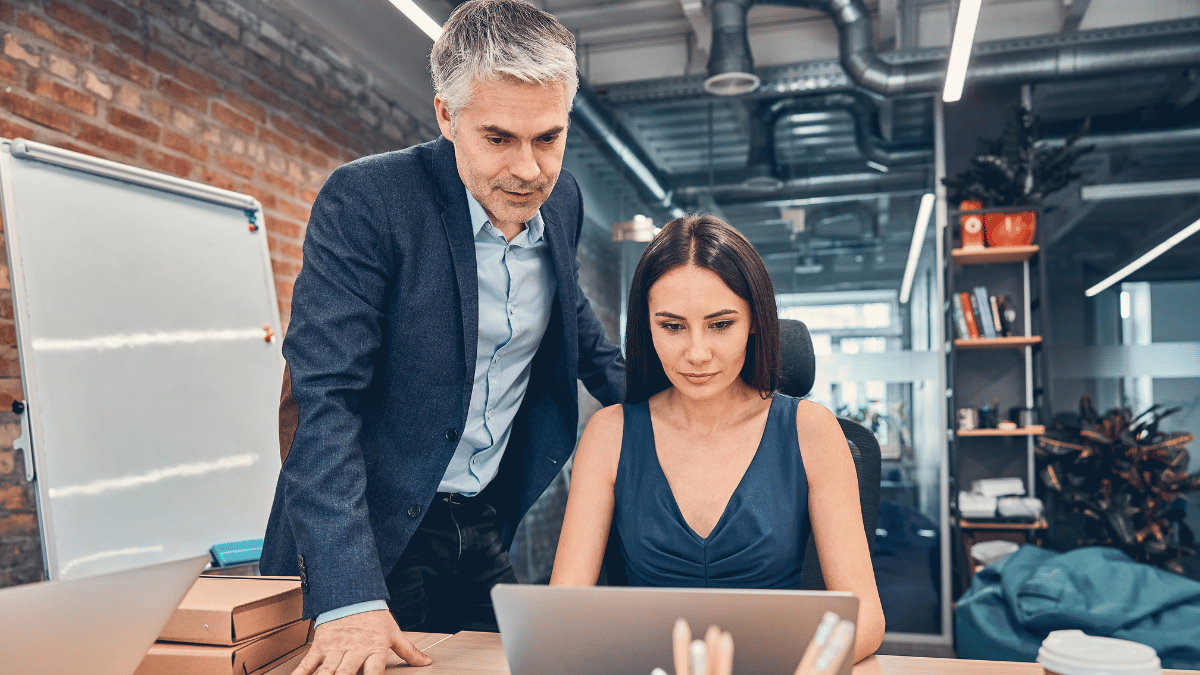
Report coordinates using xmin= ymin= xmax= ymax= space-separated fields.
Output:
xmin=407 ymin=504 xmax=421 ymax=518
xmin=445 ymin=428 xmax=459 ymax=442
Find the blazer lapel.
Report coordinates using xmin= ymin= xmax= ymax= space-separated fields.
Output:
xmin=538 ymin=195 xmax=578 ymax=384
xmin=432 ymin=137 xmax=479 ymax=414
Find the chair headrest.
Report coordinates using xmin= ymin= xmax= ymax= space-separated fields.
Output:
xmin=779 ymin=319 xmax=815 ymax=398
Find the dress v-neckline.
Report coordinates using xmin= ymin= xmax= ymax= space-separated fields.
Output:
xmin=647 ymin=394 xmax=777 ymax=543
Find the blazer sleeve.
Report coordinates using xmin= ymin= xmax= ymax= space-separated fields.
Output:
xmin=566 ymin=174 xmax=626 ymax=406
xmin=278 ymin=162 xmax=394 ymax=617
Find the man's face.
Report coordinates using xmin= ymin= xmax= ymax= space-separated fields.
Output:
xmin=435 ymin=79 xmax=569 ymax=233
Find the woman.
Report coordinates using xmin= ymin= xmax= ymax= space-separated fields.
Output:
xmin=549 ymin=214 xmax=885 ymax=662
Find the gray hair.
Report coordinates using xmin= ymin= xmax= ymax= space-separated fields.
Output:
xmin=431 ymin=0 xmax=578 ymax=126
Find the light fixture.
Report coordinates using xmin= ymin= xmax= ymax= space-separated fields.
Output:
xmin=386 ymin=0 xmax=443 ymax=41
xmin=943 ymin=0 xmax=983 ymax=103
xmin=899 ymin=193 xmax=936 ymax=303
xmin=1085 ymin=216 xmax=1200 ymax=297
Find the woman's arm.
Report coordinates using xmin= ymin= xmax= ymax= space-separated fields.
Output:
xmin=549 ymin=404 xmax=625 ymax=586
xmin=796 ymin=401 xmax=886 ymax=663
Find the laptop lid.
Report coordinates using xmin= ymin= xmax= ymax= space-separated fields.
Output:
xmin=0 ymin=553 xmax=210 ymax=675
xmin=492 ymin=584 xmax=859 ymax=675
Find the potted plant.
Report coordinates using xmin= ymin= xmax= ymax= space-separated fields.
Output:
xmin=1037 ymin=396 xmax=1200 ymax=577
xmin=943 ymin=105 xmax=1093 ymax=247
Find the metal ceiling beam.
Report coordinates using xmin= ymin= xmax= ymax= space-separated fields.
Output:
xmin=1061 ymin=0 xmax=1092 ymax=33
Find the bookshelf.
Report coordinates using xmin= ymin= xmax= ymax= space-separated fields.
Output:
xmin=945 ymin=208 xmax=1049 ymax=590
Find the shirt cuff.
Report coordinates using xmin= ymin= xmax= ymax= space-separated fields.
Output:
xmin=314 ymin=600 xmax=389 ymax=627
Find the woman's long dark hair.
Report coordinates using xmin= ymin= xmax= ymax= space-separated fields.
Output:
xmin=624 ymin=214 xmax=780 ymax=404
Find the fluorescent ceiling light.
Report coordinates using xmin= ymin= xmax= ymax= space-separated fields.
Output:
xmin=943 ymin=0 xmax=983 ymax=102
xmin=899 ymin=193 xmax=936 ymax=304
xmin=1085 ymin=216 xmax=1200 ymax=297
xmin=387 ymin=0 xmax=443 ymax=41
xmin=1081 ymin=178 xmax=1200 ymax=201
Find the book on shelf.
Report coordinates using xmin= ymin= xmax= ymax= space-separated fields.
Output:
xmin=960 ymin=292 xmax=980 ymax=339
xmin=973 ymin=286 xmax=997 ymax=338
xmin=951 ymin=293 xmax=970 ymax=340
xmin=989 ymin=295 xmax=1003 ymax=337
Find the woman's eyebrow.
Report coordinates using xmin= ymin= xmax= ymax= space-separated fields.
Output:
xmin=704 ymin=309 xmax=739 ymax=319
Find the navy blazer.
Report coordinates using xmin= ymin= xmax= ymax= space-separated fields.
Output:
xmin=260 ymin=136 xmax=625 ymax=618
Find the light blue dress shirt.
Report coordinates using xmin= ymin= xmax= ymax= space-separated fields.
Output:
xmin=315 ymin=188 xmax=556 ymax=627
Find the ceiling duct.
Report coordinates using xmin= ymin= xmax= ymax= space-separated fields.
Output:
xmin=706 ymin=0 xmax=760 ymax=96
xmin=767 ymin=93 xmax=930 ymax=171
xmin=707 ymin=0 xmax=1200 ymax=97
xmin=570 ymin=83 xmax=684 ymax=217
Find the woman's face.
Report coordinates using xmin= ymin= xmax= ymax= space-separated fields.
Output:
xmin=647 ymin=264 xmax=753 ymax=399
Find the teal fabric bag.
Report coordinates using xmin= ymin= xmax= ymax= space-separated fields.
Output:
xmin=955 ymin=545 xmax=1200 ymax=668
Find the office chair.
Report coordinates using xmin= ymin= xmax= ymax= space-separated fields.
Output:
xmin=597 ymin=319 xmax=881 ymax=589
xmin=778 ymin=319 xmax=882 ymax=591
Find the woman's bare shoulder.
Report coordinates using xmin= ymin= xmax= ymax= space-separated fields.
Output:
xmin=794 ymin=398 xmax=841 ymax=431
xmin=576 ymin=403 xmax=626 ymax=481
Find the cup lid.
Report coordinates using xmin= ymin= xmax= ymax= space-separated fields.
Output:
xmin=1037 ymin=630 xmax=1161 ymax=675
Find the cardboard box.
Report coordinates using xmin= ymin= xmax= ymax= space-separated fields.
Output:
xmin=158 ymin=576 xmax=303 ymax=646
xmin=134 ymin=619 xmax=310 ymax=675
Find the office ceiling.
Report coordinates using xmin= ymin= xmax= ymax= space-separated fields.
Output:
xmin=276 ymin=0 xmax=1200 ymax=294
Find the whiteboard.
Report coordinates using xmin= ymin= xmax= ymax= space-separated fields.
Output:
xmin=0 ymin=139 xmax=284 ymax=580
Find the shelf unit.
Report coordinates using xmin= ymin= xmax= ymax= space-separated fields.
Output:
xmin=945 ymin=208 xmax=1050 ymax=594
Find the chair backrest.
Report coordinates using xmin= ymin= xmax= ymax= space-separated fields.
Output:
xmin=776 ymin=319 xmax=882 ymax=591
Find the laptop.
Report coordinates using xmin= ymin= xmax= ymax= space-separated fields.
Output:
xmin=0 ymin=554 xmax=211 ymax=675
xmin=492 ymin=584 xmax=859 ymax=675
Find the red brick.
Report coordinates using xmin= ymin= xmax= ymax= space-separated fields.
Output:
xmin=262 ymin=171 xmax=296 ymax=196
xmin=93 ymin=47 xmax=153 ymax=88
xmin=163 ymin=130 xmax=207 ymax=161
xmin=0 ymin=450 xmax=12 ymax=473
xmin=274 ymin=278 xmax=294 ymax=299
xmin=217 ymin=152 xmax=254 ymax=179
xmin=54 ymin=140 xmax=97 ymax=158
xmin=30 ymin=75 xmax=96 ymax=116
xmin=0 ymin=118 xmax=33 ymax=141
xmin=267 ymin=231 xmax=302 ymax=260
xmin=0 ymin=323 xmax=12 ymax=345
xmin=157 ymin=78 xmax=206 ymax=112
xmin=266 ymin=216 xmax=301 ymax=240
xmin=173 ymin=62 xmax=219 ymax=97
xmin=307 ymin=132 xmax=337 ymax=158
xmin=225 ymin=91 xmax=265 ymax=123
xmin=298 ymin=146 xmax=329 ymax=169
xmin=0 ymin=485 xmax=28 ymax=509
xmin=279 ymin=200 xmax=310 ymax=222
xmin=244 ymin=79 xmax=280 ymax=109
xmin=0 ymin=1 xmax=13 ymax=23
xmin=299 ymin=189 xmax=319 ymax=204
xmin=108 ymin=108 xmax=159 ymax=141
xmin=239 ymin=184 xmax=276 ymax=209
xmin=112 ymin=33 xmax=170 ymax=75
xmin=0 ymin=512 xmax=37 ymax=537
xmin=76 ymin=121 xmax=136 ymax=157
xmin=46 ymin=0 xmax=109 ymax=43
xmin=17 ymin=11 xmax=89 ymax=57
xmin=212 ymin=100 xmax=255 ymax=136
xmin=270 ymin=257 xmax=300 ymax=278
xmin=200 ymin=165 xmax=236 ymax=191
xmin=258 ymin=126 xmax=296 ymax=155
xmin=81 ymin=0 xmax=137 ymax=31
xmin=0 ymin=92 xmax=71 ymax=133
xmin=142 ymin=148 xmax=191 ymax=178
xmin=0 ymin=58 xmax=16 ymax=84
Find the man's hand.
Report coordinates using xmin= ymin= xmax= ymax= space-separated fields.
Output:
xmin=292 ymin=610 xmax=433 ymax=674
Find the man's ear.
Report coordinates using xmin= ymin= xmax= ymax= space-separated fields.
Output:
xmin=433 ymin=94 xmax=454 ymax=142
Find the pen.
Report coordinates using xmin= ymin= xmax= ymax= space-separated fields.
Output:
xmin=673 ymin=618 xmax=691 ymax=675
xmin=792 ymin=611 xmax=840 ymax=675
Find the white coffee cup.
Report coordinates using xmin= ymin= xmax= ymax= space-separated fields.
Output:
xmin=1037 ymin=630 xmax=1161 ymax=675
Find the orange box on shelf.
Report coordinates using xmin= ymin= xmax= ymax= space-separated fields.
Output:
xmin=134 ymin=619 xmax=310 ymax=675
xmin=959 ymin=200 xmax=986 ymax=249
xmin=157 ymin=576 xmax=303 ymax=646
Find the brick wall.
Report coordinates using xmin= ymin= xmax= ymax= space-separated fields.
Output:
xmin=0 ymin=0 xmax=431 ymax=587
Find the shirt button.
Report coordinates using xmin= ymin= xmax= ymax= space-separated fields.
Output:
xmin=445 ymin=428 xmax=459 ymax=442
xmin=407 ymin=504 xmax=421 ymax=518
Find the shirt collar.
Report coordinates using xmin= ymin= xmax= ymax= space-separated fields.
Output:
xmin=465 ymin=187 xmax=545 ymax=244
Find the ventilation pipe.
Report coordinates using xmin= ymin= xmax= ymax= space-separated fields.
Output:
xmin=570 ymin=84 xmax=684 ymax=217
xmin=766 ymin=93 xmax=931 ymax=171
xmin=705 ymin=0 xmax=760 ymax=96
xmin=706 ymin=0 xmax=1200 ymax=97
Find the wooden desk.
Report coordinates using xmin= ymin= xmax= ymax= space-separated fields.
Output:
xmin=263 ymin=631 xmax=1200 ymax=674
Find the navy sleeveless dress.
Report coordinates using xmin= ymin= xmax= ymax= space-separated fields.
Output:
xmin=613 ymin=393 xmax=811 ymax=588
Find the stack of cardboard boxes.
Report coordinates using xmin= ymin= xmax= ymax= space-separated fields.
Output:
xmin=134 ymin=576 xmax=309 ymax=675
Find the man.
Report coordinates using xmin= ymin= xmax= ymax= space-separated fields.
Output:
xmin=259 ymin=1 xmax=625 ymax=672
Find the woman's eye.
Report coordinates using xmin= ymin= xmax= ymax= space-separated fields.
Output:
xmin=712 ymin=321 xmax=733 ymax=331
xmin=661 ymin=323 xmax=684 ymax=333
